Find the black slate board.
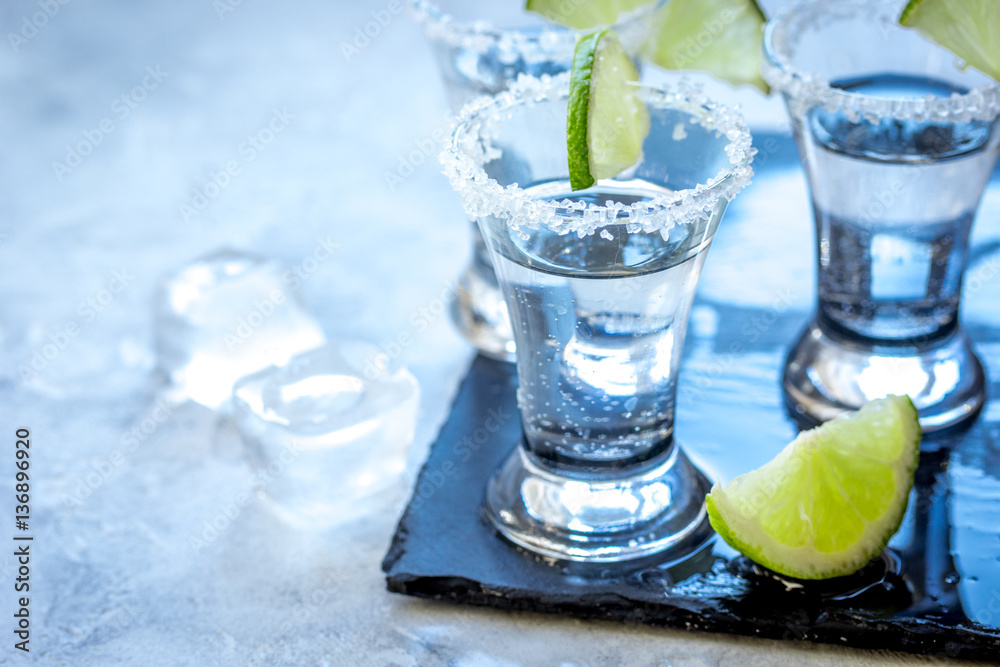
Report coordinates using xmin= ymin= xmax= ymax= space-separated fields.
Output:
xmin=383 ymin=134 xmax=1000 ymax=662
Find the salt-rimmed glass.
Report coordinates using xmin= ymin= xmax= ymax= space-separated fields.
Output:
xmin=410 ymin=0 xmax=664 ymax=362
xmin=441 ymin=73 xmax=754 ymax=562
xmin=763 ymin=0 xmax=1000 ymax=432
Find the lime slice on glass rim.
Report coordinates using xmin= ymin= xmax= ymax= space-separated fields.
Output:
xmin=707 ymin=396 xmax=922 ymax=580
xmin=645 ymin=0 xmax=769 ymax=92
xmin=525 ymin=0 xmax=651 ymax=30
xmin=567 ymin=29 xmax=649 ymax=191
xmin=900 ymin=0 xmax=1000 ymax=82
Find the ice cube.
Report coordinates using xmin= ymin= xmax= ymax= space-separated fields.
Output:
xmin=155 ymin=249 xmax=326 ymax=410
xmin=231 ymin=341 xmax=419 ymax=528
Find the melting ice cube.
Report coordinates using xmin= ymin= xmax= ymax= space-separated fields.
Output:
xmin=155 ymin=249 xmax=326 ymax=410
xmin=231 ymin=341 xmax=419 ymax=528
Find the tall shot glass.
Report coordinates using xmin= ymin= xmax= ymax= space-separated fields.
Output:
xmin=409 ymin=0 xmax=662 ymax=361
xmin=763 ymin=0 xmax=1000 ymax=432
xmin=441 ymin=74 xmax=754 ymax=562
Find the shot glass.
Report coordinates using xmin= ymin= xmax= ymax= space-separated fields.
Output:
xmin=410 ymin=0 xmax=663 ymax=361
xmin=441 ymin=73 xmax=754 ymax=562
xmin=763 ymin=0 xmax=1000 ymax=432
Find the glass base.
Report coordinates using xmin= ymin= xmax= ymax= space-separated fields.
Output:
xmin=484 ymin=444 xmax=714 ymax=563
xmin=783 ymin=320 xmax=987 ymax=433
xmin=451 ymin=262 xmax=516 ymax=362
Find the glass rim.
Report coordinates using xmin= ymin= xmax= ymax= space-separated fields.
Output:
xmin=439 ymin=73 xmax=755 ymax=239
xmin=761 ymin=0 xmax=1000 ymax=123
xmin=408 ymin=0 xmax=664 ymax=59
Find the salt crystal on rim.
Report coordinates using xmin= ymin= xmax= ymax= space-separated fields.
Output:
xmin=439 ymin=72 xmax=755 ymax=238
xmin=407 ymin=0 xmax=659 ymax=66
xmin=762 ymin=0 xmax=1000 ymax=124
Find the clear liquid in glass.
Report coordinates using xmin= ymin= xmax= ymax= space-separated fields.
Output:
xmin=806 ymin=74 xmax=995 ymax=344
xmin=488 ymin=179 xmax=713 ymax=470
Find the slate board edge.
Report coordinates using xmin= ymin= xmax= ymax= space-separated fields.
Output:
xmin=380 ymin=358 xmax=1000 ymax=663
xmin=379 ymin=354 xmax=488 ymax=576
xmin=386 ymin=572 xmax=1000 ymax=662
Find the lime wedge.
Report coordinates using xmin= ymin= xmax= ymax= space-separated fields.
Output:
xmin=645 ymin=0 xmax=769 ymax=93
xmin=707 ymin=396 xmax=921 ymax=580
xmin=567 ymin=29 xmax=649 ymax=191
xmin=525 ymin=0 xmax=650 ymax=30
xmin=900 ymin=0 xmax=1000 ymax=82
